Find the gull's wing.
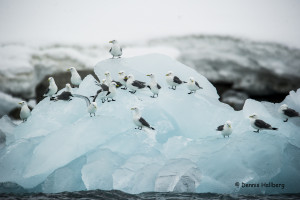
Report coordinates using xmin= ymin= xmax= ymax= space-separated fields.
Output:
xmin=132 ymin=80 xmax=146 ymax=89
xmin=173 ymin=76 xmax=183 ymax=84
xmin=284 ymin=108 xmax=299 ymax=117
xmin=216 ymin=125 xmax=224 ymax=131
xmin=195 ymin=81 xmax=203 ymax=89
xmin=254 ymin=119 xmax=272 ymax=129
xmin=73 ymin=94 xmax=91 ymax=107
xmin=139 ymin=117 xmax=151 ymax=128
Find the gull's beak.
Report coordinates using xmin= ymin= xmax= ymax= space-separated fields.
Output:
xmin=18 ymin=102 xmax=22 ymax=105
xmin=249 ymin=115 xmax=254 ymax=118
xmin=166 ymin=74 xmax=169 ymax=76
xmin=118 ymin=72 xmax=122 ymax=75
xmin=124 ymin=76 xmax=128 ymax=80
xmin=67 ymin=68 xmax=70 ymax=71
xmin=146 ymin=74 xmax=150 ymax=76
xmin=131 ymin=108 xmax=134 ymax=110
xmin=116 ymin=85 xmax=120 ymax=87
xmin=109 ymin=41 xmax=113 ymax=43
xmin=228 ymin=125 xmax=231 ymax=128
xmin=48 ymin=78 xmax=51 ymax=82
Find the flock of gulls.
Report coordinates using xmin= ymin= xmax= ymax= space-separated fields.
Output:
xmin=18 ymin=40 xmax=300 ymax=137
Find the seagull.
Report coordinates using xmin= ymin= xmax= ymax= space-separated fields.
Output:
xmin=118 ymin=71 xmax=128 ymax=90
xmin=187 ymin=77 xmax=203 ymax=94
xmin=146 ymin=73 xmax=161 ymax=98
xmin=19 ymin=101 xmax=31 ymax=122
xmin=106 ymin=82 xmax=118 ymax=102
xmin=131 ymin=107 xmax=155 ymax=130
xmin=67 ymin=67 xmax=82 ymax=87
xmin=166 ymin=71 xmax=186 ymax=90
xmin=109 ymin=40 xmax=122 ymax=59
xmin=104 ymin=71 xmax=122 ymax=88
xmin=126 ymin=74 xmax=146 ymax=94
xmin=92 ymin=79 xmax=109 ymax=103
xmin=92 ymin=81 xmax=118 ymax=103
xmin=43 ymin=77 xmax=58 ymax=98
xmin=73 ymin=94 xmax=97 ymax=117
xmin=216 ymin=121 xmax=232 ymax=138
xmin=50 ymin=83 xmax=73 ymax=101
xmin=249 ymin=114 xmax=278 ymax=133
xmin=278 ymin=104 xmax=300 ymax=122
xmin=104 ymin=71 xmax=113 ymax=85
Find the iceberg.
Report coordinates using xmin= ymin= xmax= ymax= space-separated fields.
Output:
xmin=0 ymin=54 xmax=299 ymax=194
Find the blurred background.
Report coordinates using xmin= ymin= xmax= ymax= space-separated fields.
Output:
xmin=1 ymin=0 xmax=300 ymax=120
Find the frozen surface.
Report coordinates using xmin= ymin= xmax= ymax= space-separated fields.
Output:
xmin=0 ymin=54 xmax=299 ymax=194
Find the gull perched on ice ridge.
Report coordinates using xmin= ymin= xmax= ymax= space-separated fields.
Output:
xmin=67 ymin=67 xmax=82 ymax=87
xmin=249 ymin=114 xmax=278 ymax=133
xmin=19 ymin=101 xmax=31 ymax=122
xmin=92 ymin=79 xmax=109 ymax=103
xmin=166 ymin=71 xmax=186 ymax=90
xmin=104 ymin=71 xmax=122 ymax=88
xmin=92 ymin=81 xmax=118 ymax=103
xmin=187 ymin=77 xmax=203 ymax=94
xmin=146 ymin=73 xmax=161 ymax=98
xmin=278 ymin=104 xmax=300 ymax=122
xmin=105 ymin=82 xmax=118 ymax=102
xmin=50 ymin=83 xmax=73 ymax=101
xmin=73 ymin=94 xmax=97 ymax=117
xmin=118 ymin=71 xmax=128 ymax=90
xmin=216 ymin=121 xmax=232 ymax=138
xmin=131 ymin=107 xmax=155 ymax=130
xmin=126 ymin=74 xmax=146 ymax=94
xmin=43 ymin=77 xmax=58 ymax=98
xmin=109 ymin=40 xmax=122 ymax=58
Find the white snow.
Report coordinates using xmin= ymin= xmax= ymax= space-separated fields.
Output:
xmin=0 ymin=54 xmax=299 ymax=194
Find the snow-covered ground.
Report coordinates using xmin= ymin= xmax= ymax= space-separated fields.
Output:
xmin=0 ymin=54 xmax=299 ymax=194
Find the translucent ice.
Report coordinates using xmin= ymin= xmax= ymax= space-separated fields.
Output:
xmin=0 ymin=54 xmax=299 ymax=194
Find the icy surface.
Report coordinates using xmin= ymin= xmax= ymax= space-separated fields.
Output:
xmin=0 ymin=54 xmax=299 ymax=194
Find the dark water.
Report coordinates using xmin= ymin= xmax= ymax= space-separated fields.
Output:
xmin=1 ymin=190 xmax=300 ymax=200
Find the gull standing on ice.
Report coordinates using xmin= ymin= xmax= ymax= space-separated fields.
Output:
xmin=67 ymin=67 xmax=82 ymax=87
xmin=19 ymin=101 xmax=31 ymax=122
xmin=278 ymin=104 xmax=300 ymax=122
xmin=51 ymin=83 xmax=73 ymax=101
xmin=43 ymin=77 xmax=58 ymax=98
xmin=118 ymin=71 xmax=128 ymax=90
xmin=131 ymin=107 xmax=155 ymax=130
xmin=91 ymin=81 xmax=118 ymax=103
xmin=105 ymin=71 xmax=122 ymax=88
xmin=92 ymin=79 xmax=109 ymax=103
xmin=249 ymin=114 xmax=278 ymax=133
xmin=109 ymin=40 xmax=122 ymax=58
xmin=166 ymin=71 xmax=186 ymax=90
xmin=105 ymin=82 xmax=118 ymax=102
xmin=146 ymin=73 xmax=161 ymax=98
xmin=216 ymin=121 xmax=232 ymax=138
xmin=187 ymin=77 xmax=203 ymax=94
xmin=73 ymin=94 xmax=97 ymax=117
xmin=126 ymin=74 xmax=146 ymax=94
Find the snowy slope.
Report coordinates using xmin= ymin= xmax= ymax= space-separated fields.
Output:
xmin=0 ymin=54 xmax=299 ymax=194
